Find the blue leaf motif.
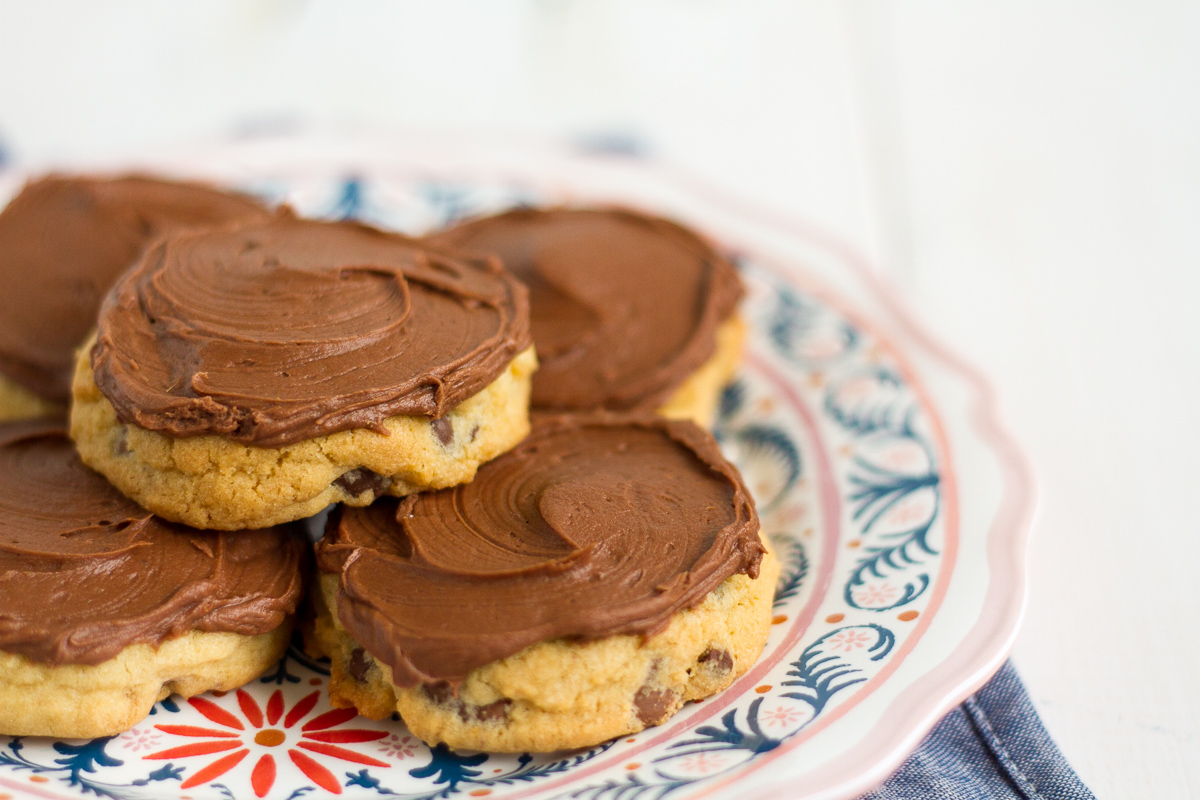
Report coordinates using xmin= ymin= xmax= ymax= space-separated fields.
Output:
xmin=130 ymin=763 xmax=183 ymax=785
xmin=824 ymin=368 xmax=913 ymax=437
xmin=346 ymin=768 xmax=383 ymax=788
xmin=771 ymin=535 xmax=809 ymax=609
xmin=330 ymin=176 xmax=366 ymax=220
xmin=0 ymin=736 xmax=144 ymax=799
xmin=844 ymin=431 xmax=940 ymax=611
xmin=149 ymin=696 xmax=180 ymax=715
xmin=345 ymin=769 xmax=399 ymax=795
xmin=662 ymin=698 xmax=781 ymax=760
xmin=769 ymin=289 xmax=858 ymax=367
xmin=415 ymin=182 xmax=479 ymax=227
xmin=208 ymin=783 xmax=236 ymax=800
xmin=478 ymin=743 xmax=613 ymax=787
xmin=729 ymin=425 xmax=802 ymax=511
xmin=780 ymin=624 xmax=896 ymax=715
xmin=566 ymin=772 xmax=691 ymax=800
xmin=848 ymin=454 xmax=937 ymax=534
xmin=409 ymin=743 xmax=488 ymax=788
xmin=716 ymin=379 xmax=747 ymax=426
xmin=347 ymin=742 xmax=612 ymax=798
xmin=53 ymin=738 xmax=123 ymax=775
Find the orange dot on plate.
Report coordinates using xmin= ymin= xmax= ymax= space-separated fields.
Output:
xmin=494 ymin=768 xmax=502 ymax=773
xmin=255 ymin=729 xmax=286 ymax=747
xmin=826 ymin=613 xmax=845 ymax=623
xmin=898 ymin=611 xmax=919 ymax=622
xmin=847 ymin=540 xmax=862 ymax=549
xmin=30 ymin=776 xmax=48 ymax=783
xmin=0 ymin=792 xmax=12 ymax=799
xmin=626 ymin=738 xmax=637 ymax=743
xmin=755 ymin=685 xmax=772 ymax=694
xmin=625 ymin=763 xmax=641 ymax=770
xmin=469 ymin=791 xmax=492 ymax=797
xmin=772 ymin=614 xmax=788 ymax=625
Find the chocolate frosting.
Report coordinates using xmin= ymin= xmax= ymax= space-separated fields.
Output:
xmin=0 ymin=421 xmax=306 ymax=667
xmin=428 ymin=208 xmax=742 ymax=413
xmin=316 ymin=414 xmax=763 ymax=685
xmin=91 ymin=215 xmax=532 ymax=447
xmin=0 ymin=175 xmax=272 ymax=403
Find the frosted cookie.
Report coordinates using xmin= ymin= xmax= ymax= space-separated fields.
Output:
xmin=0 ymin=175 xmax=272 ymax=419
xmin=0 ymin=421 xmax=306 ymax=739
xmin=429 ymin=208 xmax=745 ymax=427
xmin=71 ymin=214 xmax=536 ymax=530
xmin=311 ymin=414 xmax=777 ymax=753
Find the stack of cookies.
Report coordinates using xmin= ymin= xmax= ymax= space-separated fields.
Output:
xmin=0 ymin=177 xmax=778 ymax=753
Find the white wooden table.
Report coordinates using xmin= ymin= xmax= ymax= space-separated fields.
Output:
xmin=0 ymin=2 xmax=1196 ymax=796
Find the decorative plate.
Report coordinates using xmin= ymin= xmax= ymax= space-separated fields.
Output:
xmin=0 ymin=133 xmax=1035 ymax=800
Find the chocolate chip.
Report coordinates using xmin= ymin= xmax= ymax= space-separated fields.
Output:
xmin=473 ymin=699 xmax=512 ymax=723
xmin=698 ymin=648 xmax=733 ymax=674
xmin=423 ymin=681 xmax=511 ymax=723
xmin=422 ymin=681 xmax=457 ymax=705
xmin=432 ymin=417 xmax=454 ymax=446
xmin=452 ymin=697 xmax=511 ymax=723
xmin=469 ymin=424 xmax=479 ymax=443
xmin=633 ymin=686 xmax=677 ymax=725
xmin=348 ymin=648 xmax=371 ymax=683
xmin=114 ymin=427 xmax=129 ymax=455
xmin=334 ymin=468 xmax=391 ymax=497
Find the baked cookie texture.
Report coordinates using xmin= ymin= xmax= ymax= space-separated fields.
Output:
xmin=0 ymin=373 xmax=59 ymax=422
xmin=308 ymin=543 xmax=779 ymax=753
xmin=657 ymin=316 xmax=745 ymax=428
xmin=71 ymin=340 xmax=537 ymax=530
xmin=0 ymin=627 xmax=290 ymax=739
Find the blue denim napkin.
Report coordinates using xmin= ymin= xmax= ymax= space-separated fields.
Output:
xmin=863 ymin=661 xmax=1095 ymax=800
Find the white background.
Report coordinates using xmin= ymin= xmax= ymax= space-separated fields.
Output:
xmin=1 ymin=2 xmax=1197 ymax=796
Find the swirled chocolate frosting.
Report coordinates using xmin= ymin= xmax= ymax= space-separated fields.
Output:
xmin=316 ymin=414 xmax=763 ymax=685
xmin=91 ymin=215 xmax=531 ymax=447
xmin=428 ymin=208 xmax=742 ymax=413
xmin=0 ymin=421 xmax=306 ymax=666
xmin=0 ymin=175 xmax=272 ymax=403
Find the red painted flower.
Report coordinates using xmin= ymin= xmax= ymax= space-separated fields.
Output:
xmin=144 ymin=688 xmax=389 ymax=797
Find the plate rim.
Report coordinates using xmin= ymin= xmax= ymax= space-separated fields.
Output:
xmin=0 ymin=136 xmax=1038 ymax=800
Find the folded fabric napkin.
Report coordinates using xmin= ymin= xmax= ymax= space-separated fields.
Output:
xmin=863 ymin=661 xmax=1095 ymax=800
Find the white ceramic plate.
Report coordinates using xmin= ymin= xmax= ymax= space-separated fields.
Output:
xmin=0 ymin=134 xmax=1035 ymax=800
